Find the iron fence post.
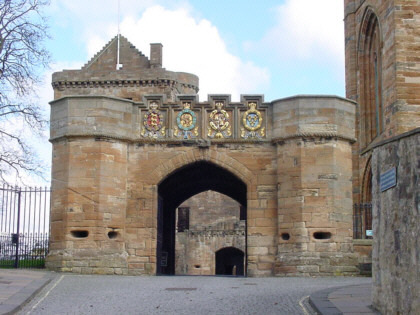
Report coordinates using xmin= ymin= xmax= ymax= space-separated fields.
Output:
xmin=14 ymin=188 xmax=22 ymax=268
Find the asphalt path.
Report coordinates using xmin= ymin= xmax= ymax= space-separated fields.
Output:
xmin=18 ymin=275 xmax=371 ymax=315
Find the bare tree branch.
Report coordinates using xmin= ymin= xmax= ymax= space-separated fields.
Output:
xmin=0 ymin=0 xmax=50 ymax=185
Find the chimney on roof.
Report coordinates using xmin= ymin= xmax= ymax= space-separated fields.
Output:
xmin=150 ymin=43 xmax=163 ymax=68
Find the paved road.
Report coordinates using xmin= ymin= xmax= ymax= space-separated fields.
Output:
xmin=18 ymin=275 xmax=371 ymax=315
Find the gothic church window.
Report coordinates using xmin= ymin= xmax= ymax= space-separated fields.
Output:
xmin=358 ymin=8 xmax=383 ymax=147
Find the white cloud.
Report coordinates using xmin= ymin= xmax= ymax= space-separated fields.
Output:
xmin=51 ymin=3 xmax=269 ymax=101
xmin=32 ymin=2 xmax=269 ymax=185
xmin=116 ymin=6 xmax=269 ymax=100
xmin=246 ymin=0 xmax=344 ymax=66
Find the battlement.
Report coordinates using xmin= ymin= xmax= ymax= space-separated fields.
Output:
xmin=49 ymin=94 xmax=355 ymax=144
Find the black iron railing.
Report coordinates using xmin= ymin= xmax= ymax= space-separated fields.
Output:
xmin=0 ymin=185 xmax=50 ymax=268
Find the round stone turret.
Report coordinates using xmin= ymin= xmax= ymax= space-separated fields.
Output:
xmin=271 ymin=95 xmax=357 ymax=276
xmin=52 ymin=35 xmax=198 ymax=102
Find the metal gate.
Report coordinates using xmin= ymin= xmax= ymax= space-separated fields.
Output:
xmin=0 ymin=185 xmax=51 ymax=268
xmin=353 ymin=203 xmax=372 ymax=239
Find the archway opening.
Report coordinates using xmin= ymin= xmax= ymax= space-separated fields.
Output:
xmin=157 ymin=161 xmax=247 ymax=275
xmin=362 ymin=163 xmax=373 ymax=239
xmin=354 ymin=159 xmax=373 ymax=239
xmin=175 ymin=191 xmax=245 ymax=275
xmin=215 ymin=247 xmax=245 ymax=276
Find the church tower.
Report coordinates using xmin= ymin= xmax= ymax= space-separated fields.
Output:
xmin=344 ymin=0 xmax=420 ymax=234
xmin=345 ymin=1 xmax=420 ymax=313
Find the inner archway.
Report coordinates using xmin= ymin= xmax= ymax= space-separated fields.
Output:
xmin=216 ymin=247 xmax=245 ymax=276
xmin=175 ymin=191 xmax=245 ymax=275
xmin=157 ymin=161 xmax=247 ymax=275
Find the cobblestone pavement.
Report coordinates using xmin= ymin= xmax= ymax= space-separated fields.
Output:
xmin=18 ymin=275 xmax=371 ymax=315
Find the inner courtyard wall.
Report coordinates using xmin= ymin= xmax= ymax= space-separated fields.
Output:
xmin=175 ymin=191 xmax=245 ymax=276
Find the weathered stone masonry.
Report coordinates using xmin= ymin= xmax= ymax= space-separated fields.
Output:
xmin=345 ymin=0 xmax=420 ymax=217
xmin=371 ymin=129 xmax=420 ymax=315
xmin=47 ymin=36 xmax=358 ymax=276
xmin=345 ymin=1 xmax=420 ymax=313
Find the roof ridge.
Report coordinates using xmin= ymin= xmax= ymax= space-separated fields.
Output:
xmin=120 ymin=35 xmax=148 ymax=58
xmin=82 ymin=35 xmax=149 ymax=70
xmin=82 ymin=36 xmax=117 ymax=69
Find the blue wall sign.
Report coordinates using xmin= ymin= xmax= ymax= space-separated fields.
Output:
xmin=380 ymin=167 xmax=397 ymax=192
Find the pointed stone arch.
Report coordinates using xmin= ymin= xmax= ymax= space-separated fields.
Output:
xmin=354 ymin=155 xmax=373 ymax=239
xmin=156 ymin=157 xmax=249 ymax=275
xmin=357 ymin=7 xmax=384 ymax=147
xmin=361 ymin=155 xmax=373 ymax=204
xmin=150 ymin=147 xmax=255 ymax=188
xmin=215 ymin=247 xmax=245 ymax=276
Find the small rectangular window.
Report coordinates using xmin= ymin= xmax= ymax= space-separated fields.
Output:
xmin=240 ymin=205 xmax=246 ymax=220
xmin=177 ymin=207 xmax=190 ymax=232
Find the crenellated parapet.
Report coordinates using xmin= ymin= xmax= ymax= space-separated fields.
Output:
xmin=271 ymin=95 xmax=356 ymax=143
xmin=50 ymin=94 xmax=271 ymax=143
xmin=50 ymin=94 xmax=356 ymax=146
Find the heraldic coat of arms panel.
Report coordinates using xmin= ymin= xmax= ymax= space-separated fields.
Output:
xmin=139 ymin=95 xmax=267 ymax=141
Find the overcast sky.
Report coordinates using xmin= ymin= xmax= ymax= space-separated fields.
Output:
xmin=30 ymin=0 xmax=345 ymax=184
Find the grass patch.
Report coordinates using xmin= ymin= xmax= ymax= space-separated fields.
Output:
xmin=0 ymin=258 xmax=45 ymax=269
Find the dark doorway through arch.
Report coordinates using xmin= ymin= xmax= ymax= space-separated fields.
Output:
xmin=215 ymin=247 xmax=245 ymax=276
xmin=354 ymin=158 xmax=373 ymax=239
xmin=157 ymin=161 xmax=247 ymax=275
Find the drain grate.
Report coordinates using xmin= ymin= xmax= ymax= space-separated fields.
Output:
xmin=165 ymin=288 xmax=197 ymax=291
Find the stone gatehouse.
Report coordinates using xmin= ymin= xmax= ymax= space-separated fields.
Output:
xmin=47 ymin=34 xmax=359 ymax=276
